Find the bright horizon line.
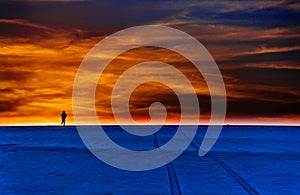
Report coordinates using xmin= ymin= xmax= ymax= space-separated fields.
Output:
xmin=1 ymin=122 xmax=299 ymax=127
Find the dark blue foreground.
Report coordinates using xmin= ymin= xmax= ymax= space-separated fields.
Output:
xmin=1 ymin=125 xmax=299 ymax=194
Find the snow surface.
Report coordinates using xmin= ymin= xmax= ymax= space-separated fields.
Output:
xmin=0 ymin=125 xmax=299 ymax=194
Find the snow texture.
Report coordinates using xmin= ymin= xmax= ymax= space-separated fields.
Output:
xmin=0 ymin=125 xmax=299 ymax=194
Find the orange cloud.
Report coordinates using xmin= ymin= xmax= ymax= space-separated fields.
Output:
xmin=0 ymin=17 xmax=299 ymax=126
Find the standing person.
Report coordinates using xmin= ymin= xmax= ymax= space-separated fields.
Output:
xmin=61 ymin=111 xmax=67 ymax=126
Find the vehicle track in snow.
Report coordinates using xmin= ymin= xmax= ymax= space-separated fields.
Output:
xmin=154 ymin=133 xmax=182 ymax=195
xmin=190 ymin=142 xmax=260 ymax=195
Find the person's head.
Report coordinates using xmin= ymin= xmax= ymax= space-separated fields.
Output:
xmin=62 ymin=111 xmax=65 ymax=113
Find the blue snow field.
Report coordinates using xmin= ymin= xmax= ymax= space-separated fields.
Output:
xmin=1 ymin=125 xmax=299 ymax=194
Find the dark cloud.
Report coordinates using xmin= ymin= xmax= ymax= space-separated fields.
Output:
xmin=1 ymin=0 xmax=299 ymax=33
xmin=223 ymin=67 xmax=300 ymax=88
xmin=222 ymin=67 xmax=300 ymax=118
xmin=0 ymin=88 xmax=22 ymax=113
xmin=227 ymin=97 xmax=300 ymax=117
xmin=129 ymin=89 xmax=212 ymax=115
xmin=207 ymin=37 xmax=300 ymax=48
xmin=0 ymin=88 xmax=13 ymax=93
xmin=188 ymin=3 xmax=300 ymax=28
xmin=0 ymin=87 xmax=71 ymax=114
xmin=0 ymin=20 xmax=53 ymax=38
xmin=0 ymin=70 xmax=34 ymax=81
xmin=219 ymin=49 xmax=300 ymax=67
xmin=0 ymin=100 xmax=20 ymax=112
xmin=0 ymin=0 xmax=175 ymax=31
xmin=110 ymin=84 xmax=300 ymax=119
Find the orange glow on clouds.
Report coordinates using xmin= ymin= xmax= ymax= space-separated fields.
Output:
xmin=0 ymin=13 xmax=300 ymax=126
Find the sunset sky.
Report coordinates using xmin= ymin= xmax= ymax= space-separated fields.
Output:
xmin=0 ymin=0 xmax=300 ymax=125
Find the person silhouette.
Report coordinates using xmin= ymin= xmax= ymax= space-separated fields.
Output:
xmin=61 ymin=111 xmax=67 ymax=126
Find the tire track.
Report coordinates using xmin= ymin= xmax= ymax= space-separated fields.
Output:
xmin=154 ymin=133 xmax=182 ymax=195
xmin=190 ymin=142 xmax=259 ymax=195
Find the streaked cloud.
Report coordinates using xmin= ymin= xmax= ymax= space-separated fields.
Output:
xmin=0 ymin=19 xmax=53 ymax=31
